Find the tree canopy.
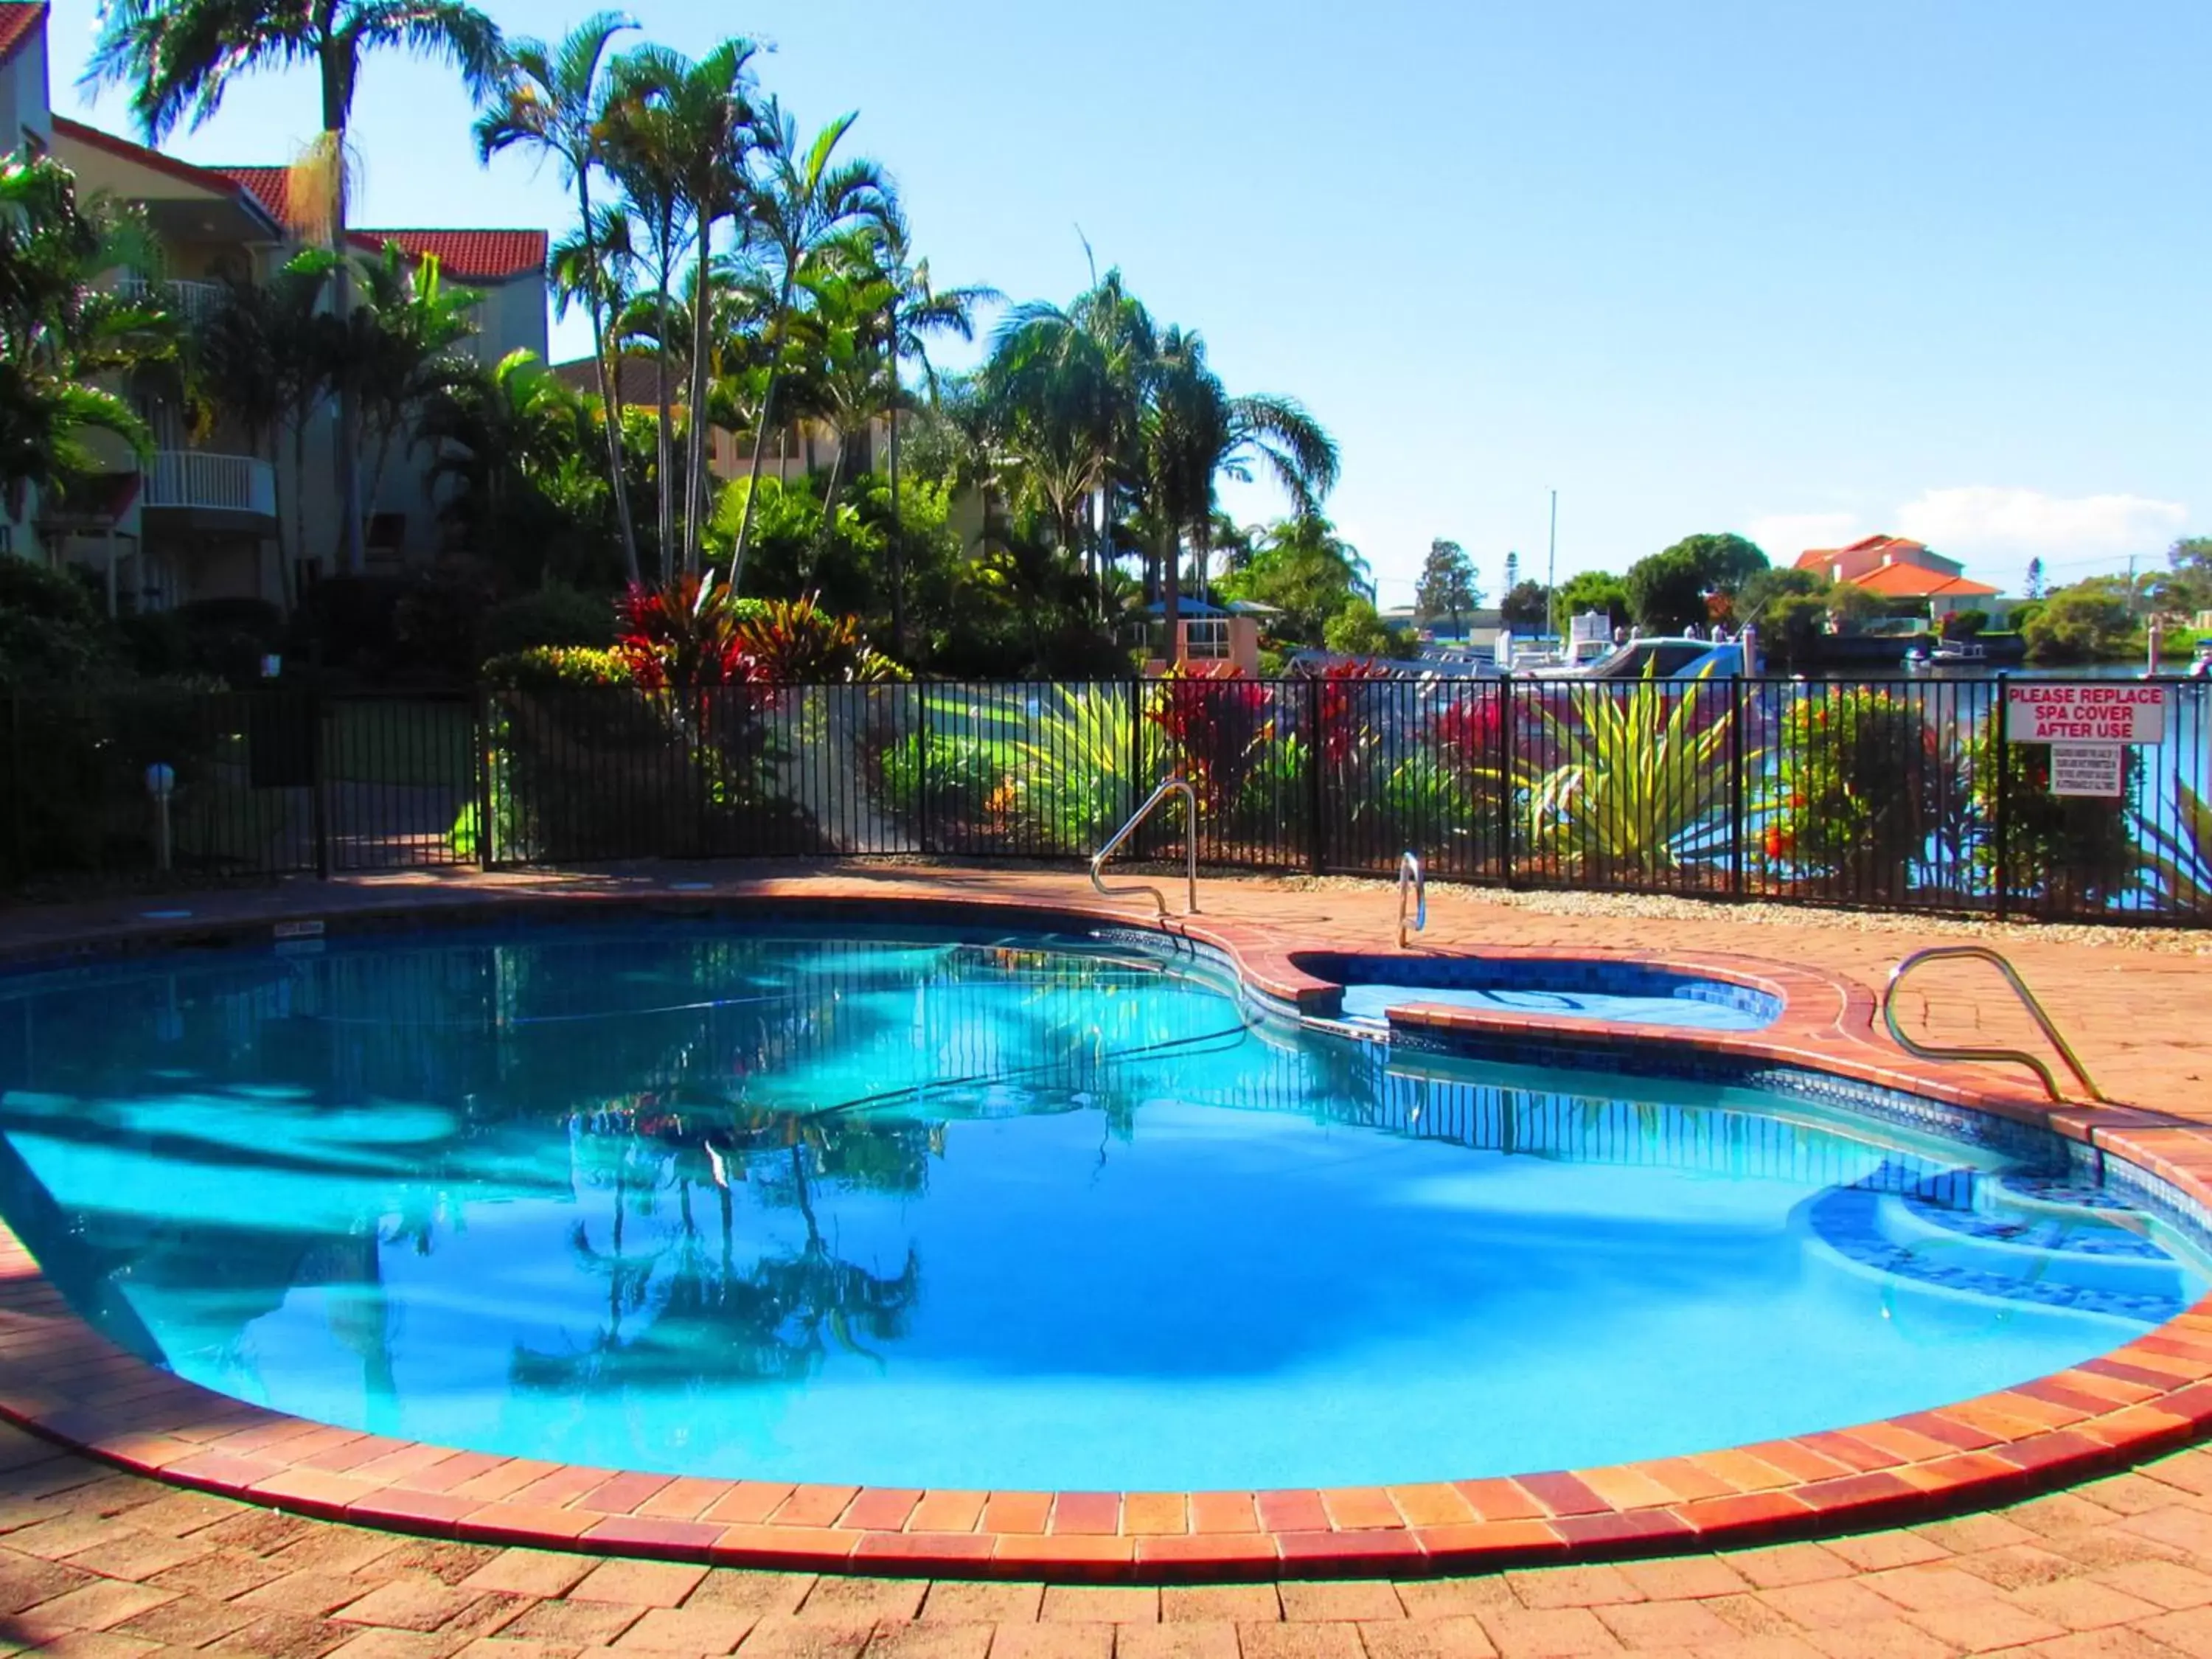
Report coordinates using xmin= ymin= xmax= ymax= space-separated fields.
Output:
xmin=1415 ymin=538 xmax=1480 ymax=630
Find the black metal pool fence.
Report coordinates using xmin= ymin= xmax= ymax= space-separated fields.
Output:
xmin=5 ymin=675 xmax=2208 ymax=925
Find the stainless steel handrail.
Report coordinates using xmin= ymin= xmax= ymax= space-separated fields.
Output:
xmin=1090 ymin=779 xmax=1199 ymax=917
xmin=1882 ymin=945 xmax=2107 ymax=1104
xmin=1398 ymin=851 xmax=1426 ymax=948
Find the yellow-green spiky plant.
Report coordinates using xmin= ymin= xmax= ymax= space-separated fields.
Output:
xmin=1523 ymin=667 xmax=1752 ymax=879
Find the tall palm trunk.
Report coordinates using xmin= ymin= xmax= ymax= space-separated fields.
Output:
xmin=681 ymin=226 xmax=715 ymax=574
xmin=651 ymin=251 xmax=675 ymax=582
xmin=728 ymin=263 xmax=795 ymax=591
xmin=291 ymin=412 xmax=311 ymax=608
xmin=886 ymin=335 xmax=904 ymax=655
xmin=806 ymin=433 xmax=846 ymax=587
xmin=1160 ymin=523 xmax=1181 ymax=665
xmin=577 ymin=169 xmax=639 ymax=585
xmin=320 ymin=60 xmax=365 ymax=577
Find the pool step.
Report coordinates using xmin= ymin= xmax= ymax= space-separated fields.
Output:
xmin=1802 ymin=1185 xmax=2191 ymax=1325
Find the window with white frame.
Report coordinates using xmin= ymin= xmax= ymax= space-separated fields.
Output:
xmin=1183 ymin=619 xmax=1230 ymax=660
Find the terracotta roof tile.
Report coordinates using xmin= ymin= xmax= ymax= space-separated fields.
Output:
xmin=52 ymin=120 xmax=284 ymax=233
xmin=0 ymin=3 xmax=44 ymax=69
xmin=553 ymin=354 xmax=668 ymax=408
xmin=352 ymin=229 xmax=546 ymax=282
xmin=1795 ymin=534 xmax=1936 ymax=572
xmin=210 ymin=164 xmax=290 ymax=223
xmin=1846 ymin=564 xmax=2001 ymax=599
xmin=206 ymin=173 xmax=546 ymax=282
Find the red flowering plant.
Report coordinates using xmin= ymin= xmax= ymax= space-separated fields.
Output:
xmin=1316 ymin=658 xmax=1393 ymax=771
xmin=1429 ymin=686 xmax=1503 ymax=776
xmin=1147 ymin=665 xmax=1268 ymax=820
xmin=732 ymin=596 xmax=909 ymax=685
xmin=615 ymin=573 xmax=758 ymax=695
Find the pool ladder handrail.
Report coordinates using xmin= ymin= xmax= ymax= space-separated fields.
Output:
xmin=1397 ymin=851 xmax=1426 ymax=948
xmin=1881 ymin=945 xmax=2107 ymax=1104
xmin=1091 ymin=778 xmax=1199 ymax=917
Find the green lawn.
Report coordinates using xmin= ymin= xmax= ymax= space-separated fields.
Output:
xmin=323 ymin=698 xmax=477 ymax=787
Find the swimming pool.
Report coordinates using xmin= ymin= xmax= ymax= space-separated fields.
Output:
xmin=0 ymin=917 xmax=2199 ymax=1493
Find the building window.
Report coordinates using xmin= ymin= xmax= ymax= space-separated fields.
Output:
xmin=1184 ymin=619 xmax=1231 ymax=661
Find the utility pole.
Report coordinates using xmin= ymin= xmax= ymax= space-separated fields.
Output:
xmin=1545 ymin=489 xmax=1558 ymax=643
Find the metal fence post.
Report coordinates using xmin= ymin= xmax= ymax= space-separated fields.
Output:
xmin=308 ymin=686 xmax=330 ymax=880
xmin=5 ymin=695 xmax=19 ymax=886
xmin=1498 ymin=672 xmax=1517 ymax=888
xmin=1730 ymin=674 xmax=1747 ymax=899
xmin=1304 ymin=673 xmax=1326 ymax=874
xmin=474 ymin=686 xmax=497 ymax=870
xmin=1993 ymin=673 xmax=2011 ymax=923
xmin=1127 ymin=678 xmax=1144 ymax=855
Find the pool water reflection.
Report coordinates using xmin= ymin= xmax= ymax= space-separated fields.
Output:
xmin=0 ymin=921 xmax=2199 ymax=1490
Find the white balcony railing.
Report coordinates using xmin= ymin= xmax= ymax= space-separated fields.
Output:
xmin=142 ymin=451 xmax=277 ymax=518
xmin=114 ymin=276 xmax=228 ymax=326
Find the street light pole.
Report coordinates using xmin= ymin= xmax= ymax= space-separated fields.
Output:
xmin=1545 ymin=489 xmax=1558 ymax=644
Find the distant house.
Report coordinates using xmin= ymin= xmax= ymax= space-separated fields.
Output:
xmin=1794 ymin=535 xmax=2001 ymax=620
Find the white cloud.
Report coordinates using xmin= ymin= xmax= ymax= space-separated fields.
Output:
xmin=1745 ymin=512 xmax=1863 ymax=561
xmin=1894 ymin=488 xmax=2187 ymax=560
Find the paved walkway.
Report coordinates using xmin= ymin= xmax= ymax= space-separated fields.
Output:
xmin=4 ymin=865 xmax=2212 ymax=1656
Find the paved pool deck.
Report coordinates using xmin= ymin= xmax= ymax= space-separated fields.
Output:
xmin=2 ymin=864 xmax=2212 ymax=1655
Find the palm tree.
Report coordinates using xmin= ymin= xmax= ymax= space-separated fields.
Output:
xmin=333 ymin=243 xmax=481 ymax=527
xmin=978 ymin=269 xmax=1156 ymax=610
xmin=785 ymin=251 xmax=894 ymax=561
xmin=549 ymin=201 xmax=640 ymax=515
xmin=189 ymin=252 xmax=341 ymax=608
xmin=606 ymin=41 xmax=761 ymax=574
xmin=726 ymin=100 xmax=891 ymax=592
xmin=83 ymin=0 xmax=505 ymax=577
xmin=475 ymin=10 xmax=642 ymax=584
xmin=869 ymin=208 xmax=996 ymax=653
xmin=600 ymin=55 xmax=691 ymax=580
xmin=1138 ymin=327 xmax=1338 ymax=647
xmin=0 ymin=156 xmax=165 ymax=522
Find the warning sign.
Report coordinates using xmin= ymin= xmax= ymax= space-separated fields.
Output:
xmin=2050 ymin=744 xmax=2125 ymax=798
xmin=2005 ymin=683 xmax=2167 ymax=744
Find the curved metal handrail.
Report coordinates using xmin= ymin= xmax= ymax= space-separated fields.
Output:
xmin=1091 ymin=779 xmax=1199 ymax=917
xmin=1397 ymin=851 xmax=1426 ymax=949
xmin=1882 ymin=945 xmax=2106 ymax=1104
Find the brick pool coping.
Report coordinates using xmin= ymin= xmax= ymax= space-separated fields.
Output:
xmin=1 ymin=877 xmax=2211 ymax=1584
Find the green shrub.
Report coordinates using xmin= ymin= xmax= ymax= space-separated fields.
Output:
xmin=122 ymin=598 xmax=284 ymax=687
xmin=1972 ymin=723 xmax=2145 ymax=911
xmin=477 ymin=585 xmax=612 ymax=661
xmin=2024 ymin=588 xmax=2133 ymax=663
xmin=1764 ymin=687 xmax=1955 ymax=900
xmin=0 ymin=559 xmax=119 ymax=687
xmin=877 ymin=728 xmax=1012 ymax=834
xmin=481 ymin=645 xmax=634 ymax=690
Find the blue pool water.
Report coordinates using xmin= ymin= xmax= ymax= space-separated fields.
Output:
xmin=0 ymin=919 xmax=2199 ymax=1491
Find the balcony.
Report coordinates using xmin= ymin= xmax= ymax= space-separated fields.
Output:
xmin=141 ymin=451 xmax=276 ymax=522
xmin=113 ymin=276 xmax=228 ymax=327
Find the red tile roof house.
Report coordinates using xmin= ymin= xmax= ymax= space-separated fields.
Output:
xmin=1794 ymin=535 xmax=2007 ymax=624
xmin=0 ymin=1 xmax=550 ymax=615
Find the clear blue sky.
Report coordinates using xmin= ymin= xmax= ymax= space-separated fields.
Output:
xmin=49 ymin=0 xmax=2211 ymax=606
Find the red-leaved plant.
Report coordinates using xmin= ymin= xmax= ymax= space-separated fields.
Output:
xmin=615 ymin=573 xmax=756 ymax=692
xmin=1148 ymin=665 xmax=1267 ymax=816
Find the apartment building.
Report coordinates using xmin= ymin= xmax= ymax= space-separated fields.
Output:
xmin=0 ymin=1 xmax=549 ymax=614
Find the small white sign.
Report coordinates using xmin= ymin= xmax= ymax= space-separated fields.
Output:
xmin=2050 ymin=743 xmax=2125 ymax=798
xmin=2006 ymin=683 xmax=2167 ymax=744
